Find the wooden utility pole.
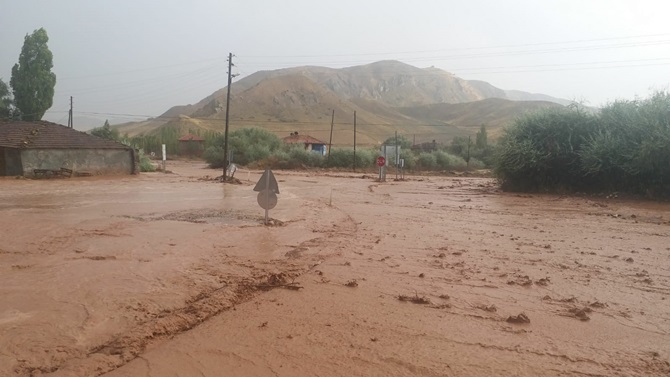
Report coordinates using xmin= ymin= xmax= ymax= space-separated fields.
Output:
xmin=327 ymin=109 xmax=334 ymax=161
xmin=68 ymin=96 xmax=73 ymax=128
xmin=353 ymin=111 xmax=357 ymax=172
xmin=223 ymin=53 xmax=234 ymax=181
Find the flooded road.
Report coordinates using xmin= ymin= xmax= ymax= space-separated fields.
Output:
xmin=1 ymin=162 xmax=669 ymax=376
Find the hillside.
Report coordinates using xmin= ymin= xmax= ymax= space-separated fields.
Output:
xmin=114 ymin=60 xmax=570 ymax=145
xmin=396 ymin=98 xmax=562 ymax=138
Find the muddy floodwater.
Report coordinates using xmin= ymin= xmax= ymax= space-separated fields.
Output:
xmin=1 ymin=161 xmax=669 ymax=376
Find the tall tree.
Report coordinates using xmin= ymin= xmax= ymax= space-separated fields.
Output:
xmin=0 ymin=79 xmax=12 ymax=118
xmin=10 ymin=28 xmax=57 ymax=121
xmin=90 ymin=120 xmax=120 ymax=141
xmin=475 ymin=124 xmax=488 ymax=149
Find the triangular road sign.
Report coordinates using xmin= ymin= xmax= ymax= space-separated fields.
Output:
xmin=253 ymin=169 xmax=280 ymax=194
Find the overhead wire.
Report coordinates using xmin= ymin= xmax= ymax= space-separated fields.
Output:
xmin=60 ymin=31 xmax=670 ymax=121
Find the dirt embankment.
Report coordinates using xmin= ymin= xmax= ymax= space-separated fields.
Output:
xmin=1 ymin=162 xmax=669 ymax=376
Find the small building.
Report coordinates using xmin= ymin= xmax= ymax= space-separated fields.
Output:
xmin=0 ymin=120 xmax=137 ymax=177
xmin=411 ymin=139 xmax=439 ymax=153
xmin=282 ymin=132 xmax=328 ymax=155
xmin=178 ymin=134 xmax=205 ymax=157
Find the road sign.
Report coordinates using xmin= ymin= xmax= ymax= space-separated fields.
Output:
xmin=376 ymin=156 xmax=386 ymax=167
xmin=254 ymin=169 xmax=280 ymax=225
xmin=253 ymin=169 xmax=280 ymax=194
xmin=257 ymin=189 xmax=278 ymax=210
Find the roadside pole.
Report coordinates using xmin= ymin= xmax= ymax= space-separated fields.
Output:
xmin=161 ymin=144 xmax=166 ymax=173
xmin=265 ymin=169 xmax=270 ymax=225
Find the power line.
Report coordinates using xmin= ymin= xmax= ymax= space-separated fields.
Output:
xmin=237 ymin=39 xmax=670 ymax=67
xmin=241 ymin=32 xmax=670 ymax=59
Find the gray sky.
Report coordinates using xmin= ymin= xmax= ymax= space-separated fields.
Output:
xmin=2 ymin=0 xmax=669 ymax=127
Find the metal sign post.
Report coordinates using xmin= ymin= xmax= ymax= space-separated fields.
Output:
xmin=377 ymin=156 xmax=386 ymax=182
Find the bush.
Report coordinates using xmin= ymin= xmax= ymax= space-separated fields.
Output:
xmin=204 ymin=127 xmax=282 ymax=167
xmin=434 ymin=150 xmax=467 ymax=170
xmin=354 ymin=149 xmax=377 ymax=169
xmin=326 ymin=149 xmax=354 ymax=168
xmin=468 ymin=158 xmax=486 ymax=170
xmin=287 ymin=146 xmax=323 ymax=168
xmin=494 ymin=106 xmax=600 ymax=191
xmin=494 ymin=91 xmax=670 ymax=197
xmin=417 ymin=152 xmax=436 ymax=170
xmin=138 ymin=150 xmax=156 ymax=172
xmin=203 ymin=146 xmax=225 ymax=168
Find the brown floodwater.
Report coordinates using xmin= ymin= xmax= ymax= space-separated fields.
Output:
xmin=1 ymin=162 xmax=669 ymax=376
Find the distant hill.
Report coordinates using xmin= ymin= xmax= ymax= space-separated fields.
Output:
xmin=114 ymin=60 xmax=570 ymax=145
xmin=396 ymin=98 xmax=561 ymax=138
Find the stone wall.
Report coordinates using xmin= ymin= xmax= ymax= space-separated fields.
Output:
xmin=21 ymin=148 xmax=134 ymax=176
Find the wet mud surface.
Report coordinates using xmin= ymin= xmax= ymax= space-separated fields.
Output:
xmin=1 ymin=161 xmax=669 ymax=376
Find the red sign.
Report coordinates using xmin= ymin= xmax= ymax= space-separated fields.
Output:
xmin=376 ymin=156 xmax=386 ymax=167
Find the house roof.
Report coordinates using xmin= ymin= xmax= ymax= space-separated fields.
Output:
xmin=0 ymin=120 xmax=132 ymax=150
xmin=282 ymin=134 xmax=327 ymax=145
xmin=178 ymin=134 xmax=205 ymax=142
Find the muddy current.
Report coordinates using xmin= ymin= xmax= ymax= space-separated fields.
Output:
xmin=1 ymin=161 xmax=669 ymax=376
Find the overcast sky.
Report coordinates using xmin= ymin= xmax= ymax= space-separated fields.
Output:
xmin=2 ymin=0 xmax=669 ymax=127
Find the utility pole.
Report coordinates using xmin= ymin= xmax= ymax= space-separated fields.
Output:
xmin=327 ymin=109 xmax=334 ymax=161
xmin=68 ymin=96 xmax=73 ymax=128
xmin=353 ymin=111 xmax=357 ymax=172
xmin=223 ymin=53 xmax=234 ymax=181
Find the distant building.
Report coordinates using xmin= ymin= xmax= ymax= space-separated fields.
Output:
xmin=282 ymin=132 xmax=328 ymax=155
xmin=0 ymin=120 xmax=137 ymax=177
xmin=178 ymin=133 xmax=205 ymax=157
xmin=411 ymin=139 xmax=439 ymax=153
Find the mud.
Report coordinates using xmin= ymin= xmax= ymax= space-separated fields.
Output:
xmin=1 ymin=161 xmax=669 ymax=376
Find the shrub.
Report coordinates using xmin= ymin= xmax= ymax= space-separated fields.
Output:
xmin=417 ymin=152 xmax=436 ymax=170
xmin=434 ymin=150 xmax=467 ymax=170
xmin=494 ymin=106 xmax=600 ymax=191
xmin=203 ymin=146 xmax=225 ymax=168
xmin=204 ymin=127 xmax=282 ymax=167
xmin=354 ymin=149 xmax=377 ymax=169
xmin=138 ymin=150 xmax=156 ymax=172
xmin=580 ymin=92 xmax=670 ymax=194
xmin=326 ymin=149 xmax=354 ymax=168
xmin=493 ymin=91 xmax=670 ymax=197
xmin=287 ymin=146 xmax=323 ymax=168
xmin=468 ymin=158 xmax=486 ymax=170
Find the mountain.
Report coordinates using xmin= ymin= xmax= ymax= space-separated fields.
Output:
xmin=114 ymin=60 xmax=570 ymax=145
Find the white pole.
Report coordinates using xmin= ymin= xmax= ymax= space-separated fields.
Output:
xmin=265 ymin=170 xmax=270 ymax=225
xmin=161 ymin=144 xmax=166 ymax=173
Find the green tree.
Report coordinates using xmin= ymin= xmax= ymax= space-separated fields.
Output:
xmin=383 ymin=134 xmax=412 ymax=149
xmin=0 ymin=79 xmax=12 ymax=118
xmin=475 ymin=125 xmax=488 ymax=149
xmin=203 ymin=127 xmax=282 ymax=167
xmin=10 ymin=28 xmax=57 ymax=121
xmin=90 ymin=120 xmax=120 ymax=141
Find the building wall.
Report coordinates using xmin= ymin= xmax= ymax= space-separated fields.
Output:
xmin=20 ymin=148 xmax=134 ymax=176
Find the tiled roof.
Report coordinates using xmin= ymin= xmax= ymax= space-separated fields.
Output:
xmin=0 ymin=120 xmax=131 ymax=150
xmin=282 ymin=134 xmax=326 ymax=145
xmin=178 ymin=134 xmax=205 ymax=141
